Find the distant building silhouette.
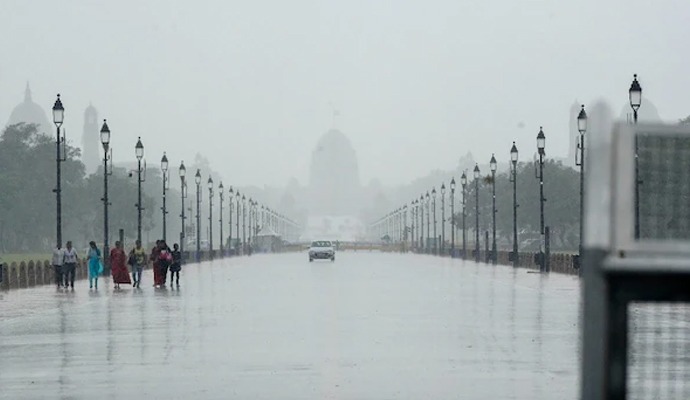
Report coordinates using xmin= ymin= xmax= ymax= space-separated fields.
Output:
xmin=82 ymin=104 xmax=99 ymax=174
xmin=308 ymin=129 xmax=362 ymax=216
xmin=618 ymin=98 xmax=662 ymax=123
xmin=6 ymin=82 xmax=51 ymax=135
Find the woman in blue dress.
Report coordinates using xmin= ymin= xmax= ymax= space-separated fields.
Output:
xmin=87 ymin=241 xmax=102 ymax=289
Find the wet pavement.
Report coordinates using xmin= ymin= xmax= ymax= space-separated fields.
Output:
xmin=0 ymin=252 xmax=581 ymax=399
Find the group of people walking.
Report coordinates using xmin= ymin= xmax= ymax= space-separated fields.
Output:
xmin=51 ymin=239 xmax=182 ymax=290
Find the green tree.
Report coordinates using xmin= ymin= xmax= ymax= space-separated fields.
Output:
xmin=453 ymin=160 xmax=579 ymax=252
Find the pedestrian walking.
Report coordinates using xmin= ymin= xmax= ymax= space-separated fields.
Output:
xmin=169 ymin=243 xmax=181 ymax=288
xmin=52 ymin=245 xmax=64 ymax=289
xmin=150 ymin=240 xmax=164 ymax=287
xmin=129 ymin=240 xmax=147 ymax=288
xmin=86 ymin=241 xmax=103 ymax=289
xmin=159 ymin=240 xmax=172 ymax=286
xmin=62 ymin=241 xmax=79 ymax=289
xmin=109 ymin=241 xmax=132 ymax=289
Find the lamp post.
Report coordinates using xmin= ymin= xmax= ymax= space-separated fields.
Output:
xmin=440 ymin=183 xmax=446 ymax=255
xmin=248 ymin=199 xmax=253 ymax=248
xmin=629 ymin=74 xmax=642 ymax=124
xmin=402 ymin=204 xmax=408 ymax=252
xmin=536 ymin=127 xmax=546 ymax=272
xmin=576 ymin=105 xmax=587 ymax=257
xmin=207 ymin=176 xmax=214 ymax=255
xmin=255 ymin=203 xmax=260 ymax=242
xmin=425 ymin=191 xmax=431 ymax=254
xmin=461 ymin=171 xmax=467 ymax=259
xmin=219 ymin=182 xmax=224 ymax=256
xmin=52 ymin=94 xmax=65 ymax=248
xmin=441 ymin=183 xmax=446 ymax=256
xmin=450 ymin=178 xmax=456 ymax=257
xmin=432 ymin=188 xmax=437 ymax=255
xmin=100 ymin=120 xmax=112 ymax=267
xmin=510 ymin=142 xmax=519 ymax=268
xmin=410 ymin=200 xmax=417 ymax=251
xmin=160 ymin=153 xmax=169 ymax=242
xmin=629 ymin=74 xmax=642 ymax=238
xmin=195 ymin=169 xmax=201 ymax=258
xmin=490 ymin=154 xmax=497 ymax=265
xmin=473 ymin=164 xmax=480 ymax=262
xmin=228 ymin=187 xmax=233 ymax=255
xmin=135 ymin=137 xmax=145 ymax=243
xmin=242 ymin=195 xmax=247 ymax=253
xmin=236 ymin=191 xmax=241 ymax=255
xmin=419 ymin=195 xmax=424 ymax=251
xmin=179 ymin=162 xmax=187 ymax=259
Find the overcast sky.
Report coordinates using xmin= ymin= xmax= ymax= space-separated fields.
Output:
xmin=1 ymin=0 xmax=688 ymax=187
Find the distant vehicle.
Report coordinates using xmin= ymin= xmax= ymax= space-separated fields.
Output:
xmin=309 ymin=240 xmax=335 ymax=262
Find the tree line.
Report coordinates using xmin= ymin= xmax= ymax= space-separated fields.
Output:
xmin=0 ymin=123 xmax=166 ymax=253
xmin=453 ymin=160 xmax=579 ymax=252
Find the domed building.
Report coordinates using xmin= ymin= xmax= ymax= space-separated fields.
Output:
xmin=308 ymin=129 xmax=362 ymax=216
xmin=6 ymin=83 xmax=51 ymax=135
xmin=618 ymin=97 xmax=662 ymax=123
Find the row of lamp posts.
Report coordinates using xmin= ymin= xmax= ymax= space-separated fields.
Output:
xmin=369 ymin=73 xmax=642 ymax=271
xmin=51 ymin=74 xmax=639 ymax=266
xmin=51 ymin=94 xmax=300 ymax=266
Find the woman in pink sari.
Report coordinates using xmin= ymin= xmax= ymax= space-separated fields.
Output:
xmin=150 ymin=240 xmax=164 ymax=287
xmin=110 ymin=241 xmax=132 ymax=289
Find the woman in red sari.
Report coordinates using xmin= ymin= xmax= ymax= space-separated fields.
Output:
xmin=110 ymin=241 xmax=132 ymax=289
xmin=150 ymin=240 xmax=164 ymax=287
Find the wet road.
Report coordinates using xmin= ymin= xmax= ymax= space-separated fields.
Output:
xmin=0 ymin=252 xmax=581 ymax=399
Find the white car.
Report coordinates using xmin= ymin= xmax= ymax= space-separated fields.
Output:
xmin=309 ymin=241 xmax=335 ymax=262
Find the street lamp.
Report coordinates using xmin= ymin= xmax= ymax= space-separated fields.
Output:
xmin=219 ymin=181 xmax=224 ymax=256
xmin=248 ymin=199 xmax=253 ymax=248
xmin=629 ymin=74 xmax=642 ymax=123
xmin=490 ymin=154 xmax=497 ymax=265
xmin=461 ymin=171 xmax=467 ymax=259
xmin=432 ymin=187 xmax=437 ymax=255
xmin=510 ymin=142 xmax=519 ymax=268
xmin=178 ymin=161 xmax=187 ymax=259
xmin=473 ymin=164 xmax=480 ymax=262
xmin=207 ymin=176 xmax=214 ymax=255
xmin=135 ymin=137 xmax=145 ymax=243
xmin=195 ymin=169 xmax=202 ymax=259
xmin=228 ymin=187 xmax=233 ymax=256
xmin=536 ymin=127 xmax=546 ymax=272
xmin=52 ymin=94 xmax=65 ymax=248
xmin=100 ymin=119 xmax=112 ymax=268
xmin=160 ymin=152 xmax=169 ymax=242
xmin=235 ymin=191 xmax=241 ymax=255
xmin=629 ymin=74 xmax=642 ymax=238
xmin=402 ymin=204 xmax=408 ymax=252
xmin=576 ymin=105 xmax=587 ymax=258
xmin=450 ymin=178 xmax=456 ymax=257
xmin=441 ymin=183 xmax=446 ymax=256
xmin=242 ymin=194 xmax=247 ymax=254
xmin=419 ymin=195 xmax=425 ymax=251
xmin=412 ymin=199 xmax=418 ymax=252
xmin=425 ymin=191 xmax=431 ymax=254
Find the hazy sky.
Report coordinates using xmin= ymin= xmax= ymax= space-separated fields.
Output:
xmin=1 ymin=0 xmax=688 ymax=187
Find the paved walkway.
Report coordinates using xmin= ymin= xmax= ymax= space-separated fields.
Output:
xmin=0 ymin=252 xmax=581 ymax=399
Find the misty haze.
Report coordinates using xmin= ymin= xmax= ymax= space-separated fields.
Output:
xmin=1 ymin=1 xmax=690 ymax=399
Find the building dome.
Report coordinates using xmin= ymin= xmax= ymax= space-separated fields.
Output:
xmin=308 ymin=129 xmax=362 ymax=216
xmin=618 ymin=98 xmax=662 ymax=122
xmin=6 ymin=83 xmax=51 ymax=135
xmin=84 ymin=103 xmax=97 ymax=122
